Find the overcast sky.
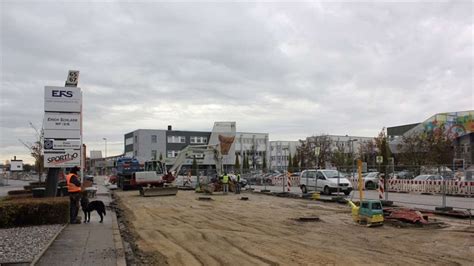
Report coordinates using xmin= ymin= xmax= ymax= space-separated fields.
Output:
xmin=1 ymin=0 xmax=473 ymax=164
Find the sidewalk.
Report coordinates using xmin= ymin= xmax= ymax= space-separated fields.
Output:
xmin=36 ymin=177 xmax=125 ymax=266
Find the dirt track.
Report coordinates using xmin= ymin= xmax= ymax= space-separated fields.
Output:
xmin=115 ymin=190 xmax=474 ymax=265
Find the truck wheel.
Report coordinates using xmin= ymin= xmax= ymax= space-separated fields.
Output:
xmin=324 ymin=186 xmax=331 ymax=195
xmin=366 ymin=181 xmax=375 ymax=190
xmin=301 ymin=185 xmax=307 ymax=194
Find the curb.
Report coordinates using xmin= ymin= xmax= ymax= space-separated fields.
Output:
xmin=112 ymin=207 xmax=127 ymax=266
xmin=30 ymin=224 xmax=67 ymax=266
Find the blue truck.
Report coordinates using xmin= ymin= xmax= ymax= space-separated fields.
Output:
xmin=115 ymin=157 xmax=143 ymax=190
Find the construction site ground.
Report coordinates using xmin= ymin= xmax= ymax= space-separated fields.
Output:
xmin=114 ymin=190 xmax=474 ymax=265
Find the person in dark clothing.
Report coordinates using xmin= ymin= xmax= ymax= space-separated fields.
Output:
xmin=67 ymin=166 xmax=82 ymax=224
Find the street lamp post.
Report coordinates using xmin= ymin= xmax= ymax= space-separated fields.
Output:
xmin=103 ymin=138 xmax=107 ymax=175
xmin=349 ymin=138 xmax=358 ymax=179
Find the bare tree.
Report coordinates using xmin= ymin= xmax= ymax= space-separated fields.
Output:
xmin=19 ymin=122 xmax=44 ymax=182
xmin=358 ymin=140 xmax=377 ymax=167
xmin=297 ymin=134 xmax=333 ymax=169
xmin=397 ymin=126 xmax=453 ymax=168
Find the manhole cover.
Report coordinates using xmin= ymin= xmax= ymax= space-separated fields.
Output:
xmin=298 ymin=217 xmax=320 ymax=222
xmin=198 ymin=197 xmax=213 ymax=201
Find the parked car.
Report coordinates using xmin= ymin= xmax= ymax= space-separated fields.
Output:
xmin=363 ymin=172 xmax=380 ymax=190
xmin=299 ymin=169 xmax=353 ymax=195
xmin=413 ymin=175 xmax=443 ymax=181
xmin=85 ymin=175 xmax=95 ymax=183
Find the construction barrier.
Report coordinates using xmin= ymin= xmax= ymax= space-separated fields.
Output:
xmin=385 ymin=179 xmax=473 ymax=196
xmin=271 ymin=175 xmax=300 ymax=186
xmin=267 ymin=175 xmax=472 ymax=196
xmin=378 ymin=178 xmax=384 ymax=199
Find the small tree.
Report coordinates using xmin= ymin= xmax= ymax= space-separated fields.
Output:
xmin=235 ymin=154 xmax=241 ymax=173
xmin=19 ymin=122 xmax=44 ymax=182
xmin=159 ymin=153 xmax=163 ymax=160
xmin=292 ymin=153 xmax=299 ymax=172
xmin=262 ymin=153 xmax=267 ymax=172
xmin=191 ymin=156 xmax=198 ymax=176
xmin=287 ymin=153 xmax=293 ymax=172
xmin=243 ymin=153 xmax=250 ymax=171
xmin=374 ymin=128 xmax=391 ymax=174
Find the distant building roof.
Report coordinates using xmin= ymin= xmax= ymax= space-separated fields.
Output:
xmin=387 ymin=123 xmax=420 ymax=137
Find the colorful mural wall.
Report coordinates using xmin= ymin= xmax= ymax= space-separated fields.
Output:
xmin=423 ymin=111 xmax=474 ymax=139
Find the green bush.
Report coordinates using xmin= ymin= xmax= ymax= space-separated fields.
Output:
xmin=0 ymin=197 xmax=69 ymax=228
xmin=24 ymin=184 xmax=45 ymax=191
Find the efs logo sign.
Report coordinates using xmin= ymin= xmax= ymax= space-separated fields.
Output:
xmin=52 ymin=90 xmax=73 ymax=98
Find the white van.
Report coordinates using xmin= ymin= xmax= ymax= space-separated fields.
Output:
xmin=299 ymin=169 xmax=353 ymax=195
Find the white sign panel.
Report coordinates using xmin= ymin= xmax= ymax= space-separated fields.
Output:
xmin=44 ymin=86 xmax=82 ymax=112
xmin=44 ymin=113 xmax=80 ymax=130
xmin=44 ymin=129 xmax=80 ymax=139
xmin=44 ymin=150 xmax=81 ymax=168
xmin=10 ymin=160 xmax=23 ymax=172
xmin=44 ymin=139 xmax=81 ymax=150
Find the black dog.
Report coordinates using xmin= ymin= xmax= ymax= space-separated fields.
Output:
xmin=80 ymin=197 xmax=106 ymax=223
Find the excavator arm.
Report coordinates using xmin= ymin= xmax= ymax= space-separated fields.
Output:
xmin=167 ymin=144 xmax=223 ymax=176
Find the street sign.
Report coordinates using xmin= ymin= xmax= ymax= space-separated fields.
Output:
xmin=43 ymin=112 xmax=80 ymax=130
xmin=65 ymin=70 xmax=80 ymax=86
xmin=44 ymin=150 xmax=81 ymax=168
xmin=376 ymin=156 xmax=383 ymax=164
xmin=44 ymin=86 xmax=82 ymax=112
xmin=314 ymin=147 xmax=320 ymax=156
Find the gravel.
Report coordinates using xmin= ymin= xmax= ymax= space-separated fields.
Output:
xmin=0 ymin=224 xmax=64 ymax=263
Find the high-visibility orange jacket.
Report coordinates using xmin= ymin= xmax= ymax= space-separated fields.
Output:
xmin=66 ymin=173 xmax=81 ymax=193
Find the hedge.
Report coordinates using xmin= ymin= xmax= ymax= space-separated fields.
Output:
xmin=8 ymin=190 xmax=31 ymax=195
xmin=0 ymin=197 xmax=69 ymax=228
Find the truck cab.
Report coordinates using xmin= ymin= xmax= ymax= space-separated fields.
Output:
xmin=300 ymin=169 xmax=353 ymax=195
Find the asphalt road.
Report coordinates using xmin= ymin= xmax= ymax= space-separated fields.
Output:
xmin=249 ymin=184 xmax=474 ymax=211
xmin=0 ymin=179 xmax=31 ymax=197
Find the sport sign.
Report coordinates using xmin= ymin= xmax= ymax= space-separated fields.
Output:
xmin=44 ymin=150 xmax=81 ymax=168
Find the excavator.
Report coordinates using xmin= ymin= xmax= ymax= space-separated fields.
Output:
xmin=135 ymin=144 xmax=223 ymax=197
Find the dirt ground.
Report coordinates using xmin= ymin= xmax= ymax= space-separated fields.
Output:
xmin=115 ymin=190 xmax=474 ymax=266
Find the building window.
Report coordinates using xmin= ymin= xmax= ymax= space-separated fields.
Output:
xmin=151 ymin=150 xmax=157 ymax=159
xmin=134 ymin=136 xmax=138 ymax=143
xmin=193 ymin=154 xmax=205 ymax=159
xmin=151 ymin=135 xmax=157 ymax=143
xmin=167 ymin=136 xmax=185 ymax=143
xmin=167 ymin=150 xmax=179 ymax=158
xmin=134 ymin=151 xmax=137 ymax=156
xmin=190 ymin=136 xmax=207 ymax=144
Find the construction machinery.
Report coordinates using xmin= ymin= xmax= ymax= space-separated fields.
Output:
xmin=347 ymin=159 xmax=384 ymax=227
xmin=116 ymin=157 xmax=143 ymax=190
xmin=348 ymin=199 xmax=384 ymax=227
xmin=136 ymin=144 xmax=223 ymax=197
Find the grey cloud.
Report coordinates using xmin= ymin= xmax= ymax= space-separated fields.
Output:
xmin=1 ymin=1 xmax=472 ymax=163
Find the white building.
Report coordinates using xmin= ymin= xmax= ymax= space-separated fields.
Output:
xmin=269 ymin=141 xmax=300 ymax=171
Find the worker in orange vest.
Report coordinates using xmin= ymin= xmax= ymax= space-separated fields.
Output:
xmin=67 ymin=166 xmax=82 ymax=224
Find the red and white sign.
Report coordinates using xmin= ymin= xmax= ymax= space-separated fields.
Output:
xmin=44 ymin=150 xmax=81 ymax=168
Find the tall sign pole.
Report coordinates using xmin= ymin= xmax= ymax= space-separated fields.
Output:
xmin=43 ymin=70 xmax=82 ymax=196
